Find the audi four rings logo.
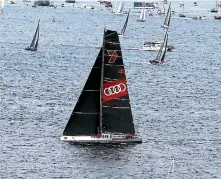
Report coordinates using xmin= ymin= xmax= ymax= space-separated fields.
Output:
xmin=104 ymin=83 xmax=127 ymax=96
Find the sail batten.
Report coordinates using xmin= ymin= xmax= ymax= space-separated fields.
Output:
xmin=73 ymin=112 xmax=100 ymax=114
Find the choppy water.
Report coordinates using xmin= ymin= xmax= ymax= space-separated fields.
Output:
xmin=1 ymin=1 xmax=221 ymax=179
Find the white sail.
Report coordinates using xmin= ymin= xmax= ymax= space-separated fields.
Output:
xmin=0 ymin=0 xmax=5 ymax=9
xmin=113 ymin=1 xmax=118 ymax=13
xmin=138 ymin=8 xmax=146 ymax=21
xmin=218 ymin=0 xmax=221 ymax=16
xmin=113 ymin=1 xmax=124 ymax=14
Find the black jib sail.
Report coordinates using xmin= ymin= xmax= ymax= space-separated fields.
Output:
xmin=101 ymin=30 xmax=135 ymax=134
xmin=63 ymin=49 xmax=102 ymax=136
xmin=25 ymin=19 xmax=40 ymax=51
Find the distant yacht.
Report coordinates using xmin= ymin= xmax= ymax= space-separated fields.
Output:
xmin=140 ymin=41 xmax=174 ymax=52
xmin=25 ymin=20 xmax=40 ymax=51
xmin=0 ymin=0 xmax=5 ymax=12
xmin=113 ymin=1 xmax=124 ymax=14
xmin=214 ymin=1 xmax=221 ymax=19
xmin=137 ymin=6 xmax=146 ymax=22
xmin=134 ymin=1 xmax=158 ymax=9
xmin=211 ymin=0 xmax=218 ymax=13
xmin=65 ymin=0 xmax=75 ymax=3
xmin=34 ymin=0 xmax=50 ymax=6
xmin=179 ymin=3 xmax=186 ymax=18
xmin=9 ymin=0 xmax=16 ymax=4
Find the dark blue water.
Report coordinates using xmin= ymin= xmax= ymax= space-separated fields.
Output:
xmin=1 ymin=1 xmax=221 ymax=178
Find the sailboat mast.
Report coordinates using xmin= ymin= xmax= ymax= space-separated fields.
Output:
xmin=218 ymin=0 xmax=221 ymax=16
xmin=99 ymin=29 xmax=105 ymax=134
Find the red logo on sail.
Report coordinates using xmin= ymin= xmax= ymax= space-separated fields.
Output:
xmin=118 ymin=69 xmax=125 ymax=74
xmin=107 ymin=50 xmax=118 ymax=63
xmin=103 ymin=78 xmax=128 ymax=102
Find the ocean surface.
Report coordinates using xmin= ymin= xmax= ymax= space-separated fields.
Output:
xmin=1 ymin=1 xmax=221 ymax=178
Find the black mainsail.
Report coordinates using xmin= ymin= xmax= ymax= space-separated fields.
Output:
xmin=63 ymin=29 xmax=137 ymax=137
xmin=162 ymin=2 xmax=171 ymax=28
xmin=119 ymin=9 xmax=130 ymax=36
xmin=102 ymin=30 xmax=135 ymax=134
xmin=25 ymin=19 xmax=40 ymax=51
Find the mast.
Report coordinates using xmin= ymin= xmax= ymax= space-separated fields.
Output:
xmin=218 ymin=0 xmax=221 ymax=16
xmin=99 ymin=28 xmax=105 ymax=134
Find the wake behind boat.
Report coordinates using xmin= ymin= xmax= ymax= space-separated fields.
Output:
xmin=60 ymin=29 xmax=142 ymax=144
xmin=25 ymin=20 xmax=40 ymax=51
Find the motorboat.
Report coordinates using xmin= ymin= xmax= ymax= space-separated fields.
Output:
xmin=34 ymin=0 xmax=50 ymax=6
xmin=140 ymin=41 xmax=174 ymax=51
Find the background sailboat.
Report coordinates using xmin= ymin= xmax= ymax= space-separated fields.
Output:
xmin=179 ymin=3 xmax=185 ymax=17
xmin=150 ymin=31 xmax=168 ymax=65
xmin=113 ymin=1 xmax=124 ymax=14
xmin=60 ymin=29 xmax=142 ymax=144
xmin=161 ymin=2 xmax=171 ymax=28
xmin=214 ymin=0 xmax=221 ymax=19
xmin=137 ymin=7 xmax=146 ymax=22
xmin=118 ymin=9 xmax=130 ymax=37
xmin=211 ymin=0 xmax=218 ymax=12
xmin=0 ymin=0 xmax=5 ymax=13
xmin=166 ymin=158 xmax=175 ymax=179
xmin=25 ymin=20 xmax=40 ymax=51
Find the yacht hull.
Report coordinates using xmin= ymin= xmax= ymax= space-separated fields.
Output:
xmin=25 ymin=47 xmax=37 ymax=51
xmin=214 ymin=16 xmax=221 ymax=20
xmin=60 ymin=134 xmax=142 ymax=144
